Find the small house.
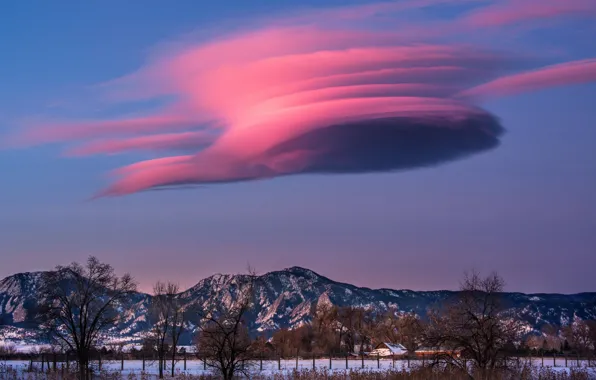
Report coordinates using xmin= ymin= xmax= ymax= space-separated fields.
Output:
xmin=369 ymin=342 xmax=407 ymax=357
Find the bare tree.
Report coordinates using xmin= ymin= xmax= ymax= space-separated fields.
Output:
xmin=562 ymin=320 xmax=593 ymax=355
xmin=252 ymin=335 xmax=274 ymax=359
xmin=195 ymin=269 xmax=257 ymax=380
xmin=271 ymin=328 xmax=294 ymax=357
xmin=148 ymin=282 xmax=183 ymax=378
xmin=540 ymin=324 xmax=562 ymax=352
xmin=423 ymin=271 xmax=522 ymax=380
xmin=374 ymin=312 xmax=424 ymax=354
xmin=372 ymin=310 xmax=399 ymax=344
xmin=37 ymin=256 xmax=136 ymax=380
xmin=325 ymin=306 xmax=376 ymax=354
xmin=374 ymin=310 xmax=424 ymax=353
xmin=524 ymin=335 xmax=543 ymax=353
xmin=586 ymin=320 xmax=596 ymax=356
xmin=354 ymin=308 xmax=376 ymax=353
xmin=397 ymin=314 xmax=424 ymax=353
xmin=311 ymin=303 xmax=337 ymax=354
xmin=334 ymin=306 xmax=358 ymax=353
xmin=271 ymin=326 xmax=314 ymax=356
xmin=0 ymin=343 xmax=17 ymax=357
xmin=169 ymin=287 xmax=186 ymax=377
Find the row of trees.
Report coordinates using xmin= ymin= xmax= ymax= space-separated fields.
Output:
xmin=526 ymin=321 xmax=596 ymax=355
xmin=35 ymin=257 xmax=257 ymax=380
xmin=271 ymin=306 xmax=423 ymax=356
xmin=273 ymin=279 xmax=596 ymax=361
xmin=270 ymin=272 xmax=524 ymax=380
xmin=29 ymin=256 xmax=596 ymax=380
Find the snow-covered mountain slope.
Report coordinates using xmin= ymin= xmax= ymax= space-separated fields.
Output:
xmin=1 ymin=266 xmax=595 ymax=345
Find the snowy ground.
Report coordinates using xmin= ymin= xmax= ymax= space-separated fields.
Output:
xmin=1 ymin=358 xmax=596 ymax=378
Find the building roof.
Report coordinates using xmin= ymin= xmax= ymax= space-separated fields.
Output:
xmin=372 ymin=342 xmax=407 ymax=354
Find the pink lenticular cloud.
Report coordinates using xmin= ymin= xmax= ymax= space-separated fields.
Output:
xmin=112 ymin=155 xmax=194 ymax=176
xmin=8 ymin=2 xmax=596 ymax=197
xmin=65 ymin=131 xmax=214 ymax=156
xmin=460 ymin=59 xmax=596 ymax=98
xmin=14 ymin=113 xmax=202 ymax=146
xmin=90 ymin=32 xmax=509 ymax=196
xmin=465 ymin=0 xmax=596 ymax=27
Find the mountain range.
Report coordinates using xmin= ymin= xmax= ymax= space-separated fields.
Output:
xmin=1 ymin=266 xmax=595 ymax=347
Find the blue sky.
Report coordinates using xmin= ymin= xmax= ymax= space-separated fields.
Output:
xmin=1 ymin=0 xmax=595 ymax=293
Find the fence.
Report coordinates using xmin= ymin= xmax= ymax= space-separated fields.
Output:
xmin=4 ymin=352 xmax=595 ymax=375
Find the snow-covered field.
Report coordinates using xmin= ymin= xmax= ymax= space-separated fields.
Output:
xmin=1 ymin=358 xmax=595 ymax=378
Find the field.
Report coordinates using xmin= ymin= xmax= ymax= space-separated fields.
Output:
xmin=2 ymin=358 xmax=596 ymax=379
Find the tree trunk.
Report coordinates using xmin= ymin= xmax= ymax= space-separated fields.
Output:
xmin=224 ymin=366 xmax=233 ymax=380
xmin=158 ymin=354 xmax=163 ymax=379
xmin=77 ymin=351 xmax=90 ymax=380
xmin=478 ymin=366 xmax=490 ymax=380
xmin=171 ymin=350 xmax=176 ymax=377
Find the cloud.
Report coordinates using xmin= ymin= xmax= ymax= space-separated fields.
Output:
xmin=464 ymin=0 xmax=596 ymax=27
xmin=460 ymin=59 xmax=596 ymax=98
xmin=111 ymin=155 xmax=194 ymax=176
xmin=264 ymin=113 xmax=502 ymax=174
xmin=7 ymin=1 xmax=596 ymax=197
xmin=64 ymin=131 xmax=214 ymax=156
xmin=12 ymin=114 xmax=202 ymax=147
xmin=98 ymin=103 xmax=503 ymax=197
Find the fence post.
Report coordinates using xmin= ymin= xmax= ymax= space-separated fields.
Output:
xmin=312 ymin=354 xmax=315 ymax=369
xmin=121 ymin=353 xmax=124 ymax=371
xmin=260 ymin=355 xmax=262 ymax=371
xmin=329 ymin=353 xmax=332 ymax=369
xmin=53 ymin=353 xmax=57 ymax=371
xmin=41 ymin=354 xmax=45 ymax=371
xmin=184 ymin=352 xmax=187 ymax=371
xmin=29 ymin=357 xmax=33 ymax=372
xmin=541 ymin=352 xmax=544 ymax=367
xmin=361 ymin=351 xmax=364 ymax=369
xmin=203 ymin=357 xmax=206 ymax=370
xmin=66 ymin=353 xmax=70 ymax=371
xmin=577 ymin=353 xmax=580 ymax=367
xmin=296 ymin=348 xmax=299 ymax=369
xmin=377 ymin=353 xmax=380 ymax=369
xmin=142 ymin=354 xmax=145 ymax=371
xmin=553 ymin=352 xmax=556 ymax=367
xmin=346 ymin=352 xmax=348 ymax=369
xmin=407 ymin=355 xmax=410 ymax=368
xmin=278 ymin=355 xmax=281 ymax=370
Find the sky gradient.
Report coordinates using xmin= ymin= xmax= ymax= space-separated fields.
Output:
xmin=1 ymin=0 xmax=595 ymax=293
